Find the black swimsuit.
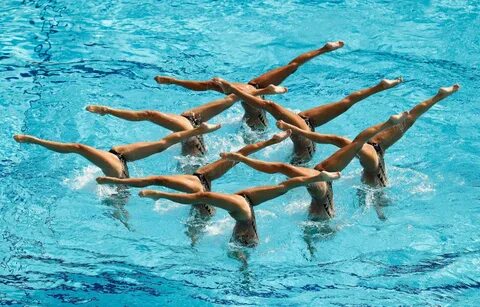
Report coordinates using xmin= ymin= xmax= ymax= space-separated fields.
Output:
xmin=367 ymin=141 xmax=388 ymax=187
xmin=108 ymin=149 xmax=129 ymax=178
xmin=181 ymin=113 xmax=207 ymax=155
xmin=240 ymin=81 xmax=268 ymax=129
xmin=307 ymin=181 xmax=334 ymax=218
xmin=192 ymin=172 xmax=215 ymax=216
xmin=289 ymin=115 xmax=316 ymax=163
xmin=232 ymin=193 xmax=259 ymax=247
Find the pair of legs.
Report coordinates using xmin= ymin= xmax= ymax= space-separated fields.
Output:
xmin=154 ymin=41 xmax=345 ymax=94
xmin=223 ymin=111 xmax=406 ymax=175
xmin=275 ymin=84 xmax=460 ymax=183
xmin=86 ymin=85 xmax=286 ymax=156
xmin=154 ymin=42 xmax=344 ymax=130
xmin=215 ymin=77 xmax=403 ymax=161
xmin=138 ymin=171 xmax=340 ymax=223
xmin=96 ymin=130 xmax=292 ymax=192
xmin=13 ymin=123 xmax=220 ymax=178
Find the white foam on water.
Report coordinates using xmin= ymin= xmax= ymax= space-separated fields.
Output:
xmin=204 ymin=217 xmax=234 ymax=236
xmin=284 ymin=200 xmax=309 ymax=214
xmin=391 ymin=166 xmax=435 ymax=195
xmin=62 ymin=165 xmax=101 ymax=191
xmin=96 ymin=185 xmax=118 ymax=198
xmin=255 ymin=209 xmax=277 ymax=218
xmin=153 ymin=200 xmax=183 ymax=213
xmin=62 ymin=166 xmax=120 ymax=198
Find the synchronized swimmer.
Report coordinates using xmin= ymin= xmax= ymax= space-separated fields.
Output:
xmin=13 ymin=42 xmax=460 ymax=248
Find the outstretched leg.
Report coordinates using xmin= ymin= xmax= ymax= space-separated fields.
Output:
xmin=238 ymin=171 xmax=341 ymax=206
xmin=154 ymin=76 xmax=225 ymax=92
xmin=13 ymin=135 xmax=125 ymax=177
xmin=277 ymin=120 xmax=379 ymax=171
xmin=220 ymin=152 xmax=313 ymax=178
xmin=86 ymin=106 xmax=192 ymax=131
xmin=97 ymin=174 xmax=202 ymax=193
xmin=182 ymin=84 xmax=288 ymax=123
xmin=248 ymin=41 xmax=344 ymax=88
xmin=215 ymin=79 xmax=310 ymax=130
xmin=139 ymin=190 xmax=246 ymax=213
xmin=196 ymin=130 xmax=292 ymax=182
xmin=111 ymin=123 xmax=220 ymax=161
xmin=315 ymin=113 xmax=407 ymax=172
xmin=370 ymin=84 xmax=460 ymax=150
xmin=299 ymin=78 xmax=403 ymax=127
xmin=139 ymin=172 xmax=340 ymax=211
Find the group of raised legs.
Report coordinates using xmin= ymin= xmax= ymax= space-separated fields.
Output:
xmin=14 ymin=41 xmax=460 ymax=248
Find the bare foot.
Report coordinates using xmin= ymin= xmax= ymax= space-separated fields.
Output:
xmin=13 ymin=134 xmax=36 ymax=143
xmin=139 ymin=190 xmax=160 ymax=198
xmin=212 ymin=77 xmax=233 ymax=93
xmin=154 ymin=76 xmax=176 ymax=84
xmin=219 ymin=152 xmax=244 ymax=161
xmin=388 ymin=112 xmax=408 ymax=125
xmin=265 ymin=84 xmax=288 ymax=94
xmin=379 ymin=77 xmax=403 ymax=90
xmin=324 ymin=41 xmax=344 ymax=51
xmin=437 ymin=84 xmax=460 ymax=97
xmin=86 ymin=105 xmax=108 ymax=115
xmin=276 ymin=120 xmax=296 ymax=131
xmin=198 ymin=123 xmax=221 ymax=133
xmin=315 ymin=170 xmax=341 ymax=181
xmin=271 ymin=130 xmax=292 ymax=143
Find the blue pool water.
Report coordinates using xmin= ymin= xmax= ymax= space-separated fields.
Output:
xmin=1 ymin=0 xmax=479 ymax=305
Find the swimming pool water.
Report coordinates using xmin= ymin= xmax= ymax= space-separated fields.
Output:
xmin=1 ymin=0 xmax=479 ymax=305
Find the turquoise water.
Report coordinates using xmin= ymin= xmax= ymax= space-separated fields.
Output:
xmin=1 ymin=0 xmax=479 ymax=305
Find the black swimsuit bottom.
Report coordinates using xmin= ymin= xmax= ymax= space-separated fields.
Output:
xmin=307 ymin=181 xmax=334 ymax=218
xmin=232 ymin=193 xmax=259 ymax=247
xmin=367 ymin=141 xmax=388 ymax=187
xmin=192 ymin=172 xmax=215 ymax=216
xmin=289 ymin=115 xmax=316 ymax=163
xmin=108 ymin=149 xmax=129 ymax=178
xmin=181 ymin=113 xmax=207 ymax=155
xmin=324 ymin=181 xmax=334 ymax=217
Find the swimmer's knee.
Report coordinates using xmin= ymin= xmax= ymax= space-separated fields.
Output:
xmin=286 ymin=62 xmax=300 ymax=71
xmin=278 ymin=162 xmax=294 ymax=173
xmin=143 ymin=110 xmax=157 ymax=120
xmin=265 ymin=100 xmax=280 ymax=112
xmin=72 ymin=143 xmax=86 ymax=151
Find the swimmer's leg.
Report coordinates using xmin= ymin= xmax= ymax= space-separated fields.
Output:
xmin=277 ymin=120 xmax=379 ymax=171
xmin=315 ymin=113 xmax=407 ymax=172
xmin=221 ymin=152 xmax=313 ymax=178
xmin=215 ymin=79 xmax=308 ymax=129
xmin=248 ymin=41 xmax=344 ymax=88
xmin=182 ymin=85 xmax=286 ymax=123
xmin=110 ymin=123 xmax=221 ymax=161
xmin=370 ymin=84 xmax=460 ymax=150
xmin=86 ymin=106 xmax=192 ymax=131
xmin=97 ymin=174 xmax=201 ymax=193
xmin=139 ymin=190 xmax=245 ymax=213
xmin=238 ymin=172 xmax=340 ymax=206
xmin=299 ymin=78 xmax=403 ymax=127
xmin=154 ymin=76 xmax=224 ymax=92
xmin=197 ymin=130 xmax=292 ymax=182
xmin=13 ymin=135 xmax=124 ymax=177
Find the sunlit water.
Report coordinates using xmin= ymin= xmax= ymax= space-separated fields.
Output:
xmin=1 ymin=0 xmax=479 ymax=305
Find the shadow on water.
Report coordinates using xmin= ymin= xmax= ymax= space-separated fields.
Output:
xmin=302 ymin=220 xmax=337 ymax=260
xmin=356 ymin=187 xmax=392 ymax=221
xmin=184 ymin=209 xmax=212 ymax=247
xmin=101 ymin=187 xmax=132 ymax=231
